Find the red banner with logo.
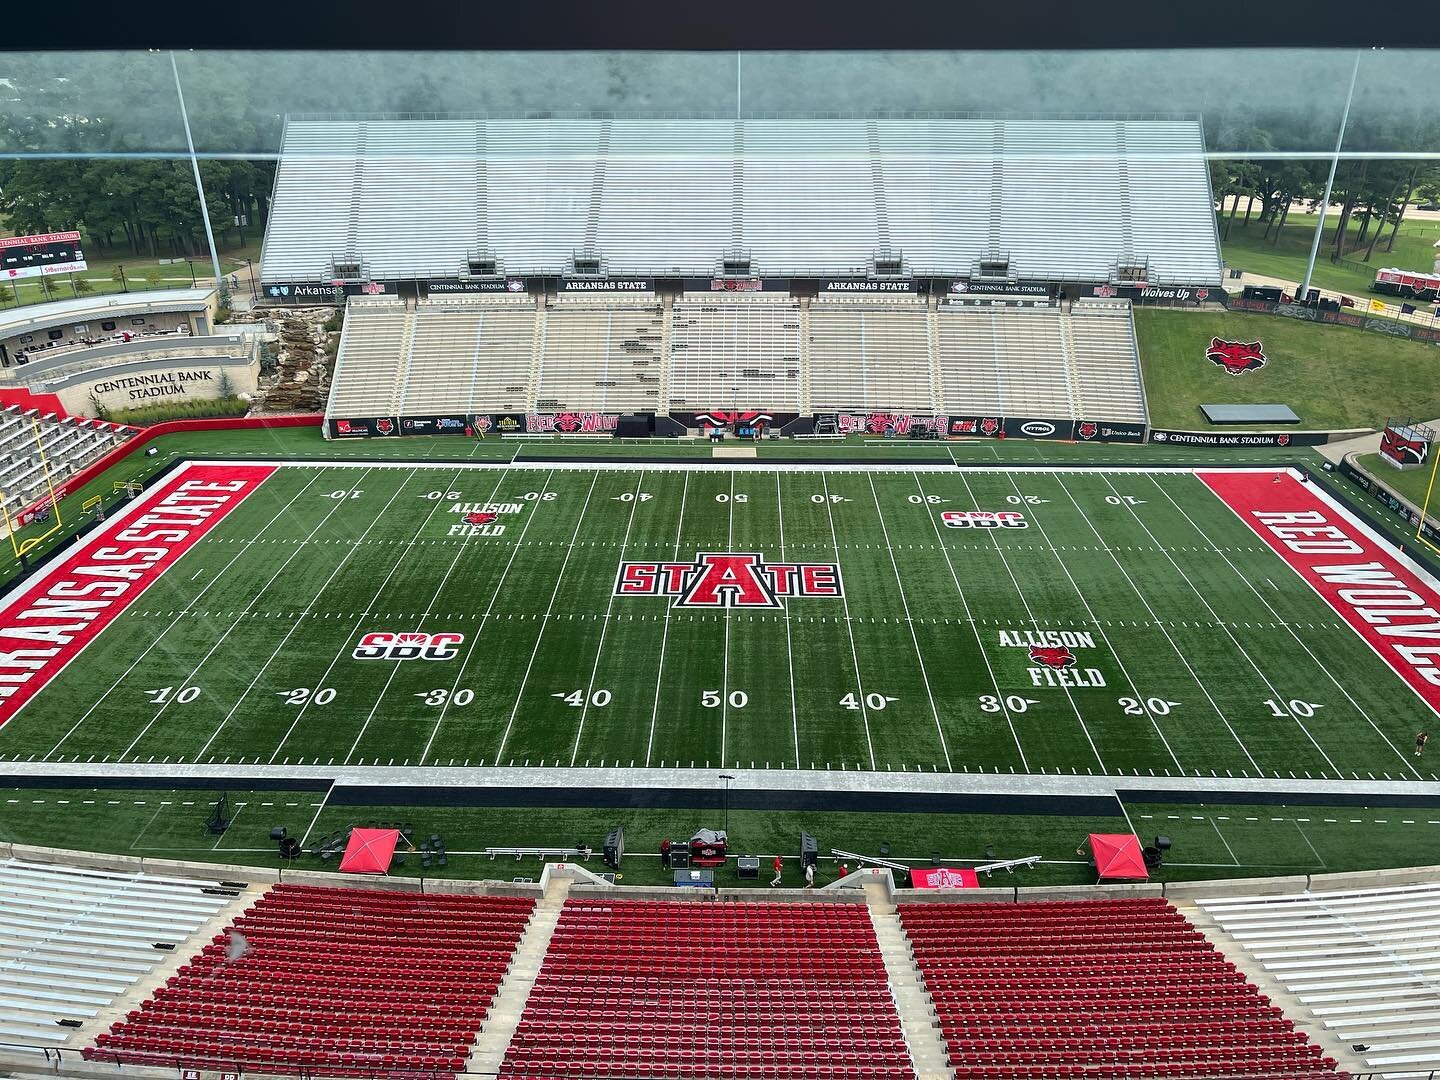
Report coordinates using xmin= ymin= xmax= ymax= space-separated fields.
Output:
xmin=1201 ymin=469 xmax=1440 ymax=717
xmin=0 ymin=463 xmax=276 ymax=729
xmin=909 ymin=867 xmax=980 ymax=889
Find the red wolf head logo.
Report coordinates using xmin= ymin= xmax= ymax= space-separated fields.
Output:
xmin=464 ymin=511 xmax=498 ymax=525
xmin=1206 ymin=338 xmax=1267 ymax=376
xmin=375 ymin=417 xmax=395 ymax=435
xmin=1077 ymin=421 xmax=1098 ymax=440
xmin=980 ymin=417 xmax=1001 ymax=436
xmin=1028 ymin=645 xmax=1077 ymax=670
xmin=1381 ymin=428 xmax=1428 ymax=466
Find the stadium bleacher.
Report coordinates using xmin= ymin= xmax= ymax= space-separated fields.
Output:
xmin=899 ymin=898 xmax=1340 ymax=1080
xmin=500 ymin=897 xmax=914 ymax=1080
xmin=87 ymin=883 xmax=535 ymax=1075
xmin=807 ymin=297 xmax=936 ymax=414
xmin=667 ymin=295 xmax=803 ymax=413
xmin=535 ymin=297 xmax=664 ymax=413
xmin=1199 ymin=882 xmax=1440 ymax=1077
xmin=0 ymin=406 xmax=134 ymax=514
xmin=0 ymin=859 xmax=243 ymax=1045
xmin=325 ymin=294 xmax=1147 ymax=427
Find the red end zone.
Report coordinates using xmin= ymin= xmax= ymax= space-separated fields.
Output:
xmin=1201 ymin=469 xmax=1440 ymax=717
xmin=0 ymin=463 xmax=275 ymax=729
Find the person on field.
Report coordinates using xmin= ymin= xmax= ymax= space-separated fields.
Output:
xmin=1417 ymin=731 xmax=1430 ymax=757
xmin=838 ymin=863 xmax=848 ymax=879
xmin=804 ymin=862 xmax=815 ymax=889
xmin=770 ymin=855 xmax=783 ymax=887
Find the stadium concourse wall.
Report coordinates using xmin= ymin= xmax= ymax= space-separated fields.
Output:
xmin=1 ymin=838 xmax=1438 ymax=905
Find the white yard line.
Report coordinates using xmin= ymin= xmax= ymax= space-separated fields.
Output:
xmin=1101 ymin=473 xmax=1345 ymax=776
xmin=864 ymin=474 xmax=951 ymax=770
xmin=720 ymin=473 xmax=734 ymax=766
xmin=493 ymin=472 xmax=602 ymax=766
xmin=1006 ymin=472 xmax=1184 ymax=774
xmin=569 ymin=472 xmax=646 ymax=766
xmin=117 ymin=470 xmax=374 ymax=761
xmin=44 ymin=469 xmax=320 ymax=757
xmin=776 ymin=473 xmax=800 ymax=768
xmin=820 ymin=472 xmax=876 ymax=770
xmin=1159 ymin=474 xmax=1425 ymax=780
xmin=271 ymin=467 xmax=481 ymax=764
xmin=420 ymin=470 xmax=559 ymax=765
xmin=1048 ymin=472 xmax=1263 ymax=776
xmin=296 ymin=782 xmax=336 ymax=850
xmin=343 ymin=469 xmax=512 ymax=762
xmin=644 ymin=473 xmax=689 ymax=767
xmin=195 ymin=467 xmax=429 ymax=761
xmin=913 ymin=474 xmax=1029 ymax=771
xmin=1208 ymin=816 xmax=1241 ymax=865
xmin=952 ymin=471 xmax=1108 ymax=773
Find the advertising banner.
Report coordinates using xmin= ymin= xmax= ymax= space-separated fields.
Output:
xmin=1003 ymin=416 xmax=1076 ymax=441
xmin=328 ymin=416 xmax=399 ymax=439
xmin=948 ymin=416 xmax=1004 ymax=437
xmin=427 ymin=278 xmax=528 ymax=295
xmin=816 ymin=279 xmax=917 ymax=295
xmin=948 ymin=279 xmax=1052 ymax=297
xmin=262 ymin=281 xmax=395 ymax=304
xmin=910 ymin=867 xmax=980 ymax=889
xmin=1149 ymin=429 xmax=1328 ymax=448
xmin=399 ymin=414 xmax=471 ymax=436
xmin=831 ymin=413 xmax=948 ymax=436
xmin=526 ymin=411 xmax=619 ymax=434
xmin=1073 ymin=420 xmax=1147 ymax=444
xmin=1087 ymin=284 xmax=1218 ymax=305
xmin=559 ymin=278 xmax=654 ymax=293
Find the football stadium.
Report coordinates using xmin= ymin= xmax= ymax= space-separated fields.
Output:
xmin=2 ymin=31 xmax=1440 ymax=1080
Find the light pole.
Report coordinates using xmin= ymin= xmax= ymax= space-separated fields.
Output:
xmin=169 ymin=51 xmax=226 ymax=307
xmin=1300 ymin=49 xmax=1365 ymax=303
xmin=186 ymin=260 xmax=196 ymax=288
xmin=117 ymin=265 xmax=128 ymax=293
xmin=719 ymin=774 xmax=736 ymax=837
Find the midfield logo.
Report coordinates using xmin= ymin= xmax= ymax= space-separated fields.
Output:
xmin=614 ymin=552 xmax=843 ymax=609
xmin=352 ymin=632 xmax=464 ymax=661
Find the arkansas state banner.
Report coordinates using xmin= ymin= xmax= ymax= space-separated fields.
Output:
xmin=910 ymin=867 xmax=980 ymax=889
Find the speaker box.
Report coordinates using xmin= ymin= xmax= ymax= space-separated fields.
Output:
xmin=269 ymin=826 xmax=287 ymax=841
xmin=278 ymin=837 xmax=302 ymax=859
xmin=800 ymin=831 xmax=818 ymax=868
xmin=1154 ymin=834 xmax=1172 ymax=852
xmin=604 ymin=826 xmax=624 ymax=869
xmin=668 ymin=848 xmax=690 ymax=869
xmin=736 ymin=856 xmax=760 ymax=879
xmin=1142 ymin=846 xmax=1163 ymax=869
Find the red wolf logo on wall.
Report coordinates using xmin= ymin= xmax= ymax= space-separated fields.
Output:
xmin=1381 ymin=426 xmax=1430 ymax=466
xmin=615 ymin=552 xmax=843 ymax=609
xmin=1206 ymin=338 xmax=1267 ymax=376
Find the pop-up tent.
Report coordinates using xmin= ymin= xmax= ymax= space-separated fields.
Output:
xmin=1087 ymin=833 xmax=1149 ymax=882
xmin=338 ymin=828 xmax=401 ymax=874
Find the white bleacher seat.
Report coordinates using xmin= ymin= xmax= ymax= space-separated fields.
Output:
xmin=398 ymin=299 xmax=535 ymax=416
xmin=324 ymin=300 xmax=409 ymax=417
xmin=667 ymin=296 xmax=802 ymax=412
xmin=1200 ymin=881 xmax=1440 ymax=1075
xmin=534 ymin=299 xmax=663 ymax=413
xmin=0 ymin=859 xmax=242 ymax=1043
xmin=808 ymin=298 xmax=934 ymax=414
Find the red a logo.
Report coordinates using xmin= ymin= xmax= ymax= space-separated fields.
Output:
xmin=679 ymin=553 xmax=781 ymax=608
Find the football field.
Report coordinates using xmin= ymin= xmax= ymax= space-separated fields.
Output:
xmin=0 ymin=459 xmax=1433 ymax=785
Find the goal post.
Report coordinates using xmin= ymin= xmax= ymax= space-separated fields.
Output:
xmin=1418 ymin=445 xmax=1440 ymax=557
xmin=2 ymin=418 xmax=65 ymax=562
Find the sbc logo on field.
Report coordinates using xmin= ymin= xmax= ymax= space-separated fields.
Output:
xmin=941 ymin=511 xmax=1028 ymax=529
xmin=352 ymin=632 xmax=464 ymax=661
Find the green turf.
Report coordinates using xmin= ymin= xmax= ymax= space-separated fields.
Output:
xmin=0 ymin=461 xmax=1429 ymax=785
xmin=1219 ymin=211 xmax=1440 ymax=306
xmin=1135 ymin=307 xmax=1440 ymax=431
xmin=3 ymin=788 xmax=1435 ymax=886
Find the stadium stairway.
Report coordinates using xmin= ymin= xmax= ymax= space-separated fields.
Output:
xmin=864 ymin=882 xmax=955 ymax=1080
xmin=467 ymin=877 xmax=571 ymax=1074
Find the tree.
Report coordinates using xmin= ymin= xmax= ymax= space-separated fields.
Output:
xmin=73 ymin=277 xmax=94 ymax=295
xmin=143 ymin=269 xmax=162 ymax=290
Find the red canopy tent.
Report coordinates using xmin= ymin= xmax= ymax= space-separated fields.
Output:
xmin=1087 ymin=833 xmax=1149 ymax=882
xmin=338 ymin=828 xmax=401 ymax=874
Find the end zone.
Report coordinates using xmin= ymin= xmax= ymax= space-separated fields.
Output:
xmin=0 ymin=463 xmax=276 ymax=730
xmin=1201 ymin=469 xmax=1440 ymax=718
